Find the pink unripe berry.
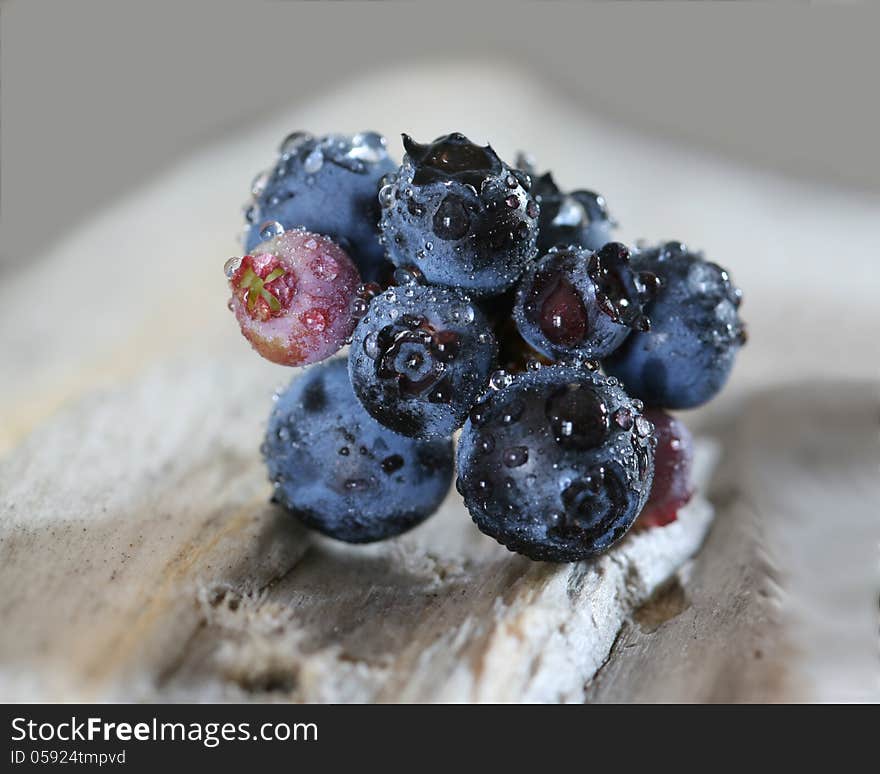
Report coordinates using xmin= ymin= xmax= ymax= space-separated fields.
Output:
xmin=226 ymin=228 xmax=360 ymax=366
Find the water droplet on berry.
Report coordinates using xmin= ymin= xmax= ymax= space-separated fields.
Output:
xmin=303 ymin=147 xmax=324 ymax=174
xmin=489 ymin=370 xmax=513 ymax=390
xmin=450 ymin=304 xmax=475 ymax=324
xmin=251 ymin=170 xmax=270 ymax=197
xmin=363 ymin=331 xmax=381 ymax=359
xmin=302 ymin=309 xmax=328 ymax=331
xmin=380 ymin=454 xmax=404 ymax=474
xmin=433 ymin=195 xmax=470 ymax=241
xmin=378 ymin=183 xmax=395 ymax=208
xmin=470 ymin=404 xmax=490 ymax=427
xmin=500 ymin=399 xmax=525 ymax=425
xmin=613 ymin=407 xmax=634 ymax=430
xmin=347 ymin=131 xmax=387 ymax=163
xmin=344 ymin=478 xmax=370 ymax=492
xmin=635 ymin=416 xmax=653 ymax=438
xmin=546 ymin=383 xmax=609 ymax=449
xmin=224 ymin=256 xmax=243 ymax=278
xmin=311 ymin=254 xmax=339 ymax=281
xmin=279 ymin=131 xmax=314 ymax=157
xmin=259 ymin=221 xmax=285 ymax=241
xmin=538 ymin=273 xmax=587 ymax=346
xmin=502 ymin=446 xmax=529 ymax=468
xmin=394 ymin=267 xmax=420 ymax=286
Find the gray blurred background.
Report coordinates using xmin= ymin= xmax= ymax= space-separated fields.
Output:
xmin=0 ymin=0 xmax=880 ymax=272
xmin=2 ymin=0 xmax=878 ymax=270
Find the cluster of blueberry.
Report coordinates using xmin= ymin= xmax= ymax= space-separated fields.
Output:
xmin=227 ymin=131 xmax=746 ymax=561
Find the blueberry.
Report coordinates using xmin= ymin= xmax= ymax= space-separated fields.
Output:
xmin=378 ymin=133 xmax=539 ymax=296
xmin=244 ymin=132 xmax=397 ymax=283
xmin=456 ymin=365 xmax=654 ymax=562
xmin=513 ymin=242 xmax=658 ymax=362
xmin=264 ymin=359 xmax=453 ymax=543
xmin=527 ymin=167 xmax=615 ymax=253
xmin=348 ymin=281 xmax=497 ymax=439
xmin=636 ymin=408 xmax=694 ymax=528
xmin=603 ymin=242 xmax=746 ymax=409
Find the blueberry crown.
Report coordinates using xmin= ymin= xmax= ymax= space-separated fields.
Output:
xmin=403 ymin=133 xmax=503 ymax=189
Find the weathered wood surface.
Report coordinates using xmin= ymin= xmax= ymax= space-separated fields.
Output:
xmin=1 ymin=65 xmax=877 ymax=702
xmin=0 ymin=351 xmax=716 ymax=702
xmin=587 ymin=384 xmax=880 ymax=703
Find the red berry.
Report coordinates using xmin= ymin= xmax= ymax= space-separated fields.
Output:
xmin=226 ymin=228 xmax=360 ymax=366
xmin=637 ymin=409 xmax=694 ymax=528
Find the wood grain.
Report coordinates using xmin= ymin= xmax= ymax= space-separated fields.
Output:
xmin=0 ymin=355 xmax=717 ymax=702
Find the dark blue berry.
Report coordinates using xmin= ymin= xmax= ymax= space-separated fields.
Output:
xmin=603 ymin=242 xmax=746 ymax=409
xmin=378 ymin=133 xmax=539 ymax=296
xmin=513 ymin=243 xmax=657 ymax=362
xmin=528 ymin=169 xmax=615 ymax=253
xmin=456 ymin=365 xmax=654 ymax=562
xmin=264 ymin=359 xmax=453 ymax=543
xmin=348 ymin=281 xmax=497 ymax=439
xmin=244 ymin=132 xmax=397 ymax=283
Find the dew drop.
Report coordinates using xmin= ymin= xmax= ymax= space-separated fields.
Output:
xmin=433 ymin=195 xmax=470 ymax=241
xmin=303 ymin=147 xmax=324 ymax=174
xmin=394 ymin=267 xmax=420 ymax=286
xmin=363 ymin=331 xmax=381 ymax=359
xmin=224 ymin=256 xmax=243 ymax=279
xmin=347 ymin=131 xmax=387 ymax=163
xmin=251 ymin=170 xmax=270 ymax=197
xmin=381 ymin=454 xmax=404 ymax=474
xmin=302 ymin=309 xmax=327 ymax=332
xmin=503 ymin=446 xmax=529 ymax=468
xmin=378 ymin=183 xmax=395 ymax=208
xmin=311 ymin=254 xmax=339 ymax=281
xmin=613 ymin=407 xmax=634 ymax=430
xmin=279 ymin=131 xmax=314 ymax=157
xmin=489 ymin=370 xmax=513 ymax=390
xmin=259 ymin=221 xmax=285 ymax=241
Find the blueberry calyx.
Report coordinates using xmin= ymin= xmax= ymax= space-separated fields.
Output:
xmin=588 ymin=242 xmax=657 ymax=331
xmin=403 ymin=132 xmax=502 ymax=190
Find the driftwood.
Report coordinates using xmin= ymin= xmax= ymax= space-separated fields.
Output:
xmin=3 ymin=374 xmax=876 ymax=701
xmin=0 ymin=353 xmax=715 ymax=702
